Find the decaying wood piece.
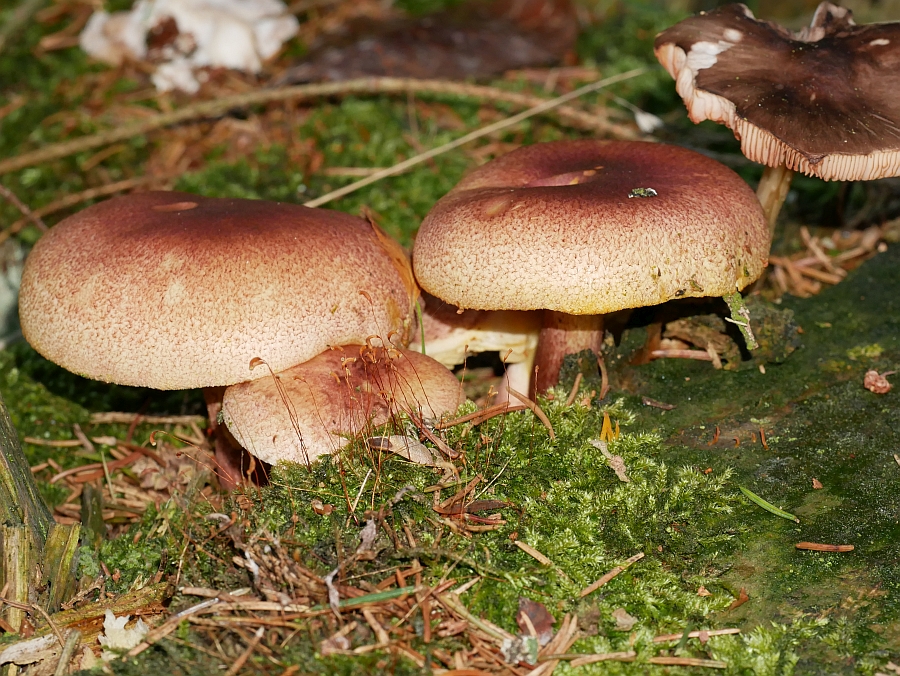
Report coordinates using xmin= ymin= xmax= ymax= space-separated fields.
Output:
xmin=0 ymin=392 xmax=52 ymax=540
xmin=0 ymin=391 xmax=81 ymax=629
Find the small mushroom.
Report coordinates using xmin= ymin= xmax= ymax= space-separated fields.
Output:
xmin=221 ymin=345 xmax=463 ymax=465
xmin=413 ymin=140 xmax=768 ymax=391
xmin=655 ymin=3 xmax=900 ymax=233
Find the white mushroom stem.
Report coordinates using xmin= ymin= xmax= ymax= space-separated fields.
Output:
xmin=756 ymin=163 xmax=794 ymax=237
xmin=533 ymin=311 xmax=604 ymax=393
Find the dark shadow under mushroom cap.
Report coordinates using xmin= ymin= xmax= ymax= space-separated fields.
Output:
xmin=413 ymin=140 xmax=768 ymax=314
xmin=19 ymin=192 xmax=417 ymax=389
xmin=655 ymin=3 xmax=900 ymax=180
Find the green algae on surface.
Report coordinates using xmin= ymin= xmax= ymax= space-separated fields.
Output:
xmin=609 ymin=245 xmax=900 ymax=673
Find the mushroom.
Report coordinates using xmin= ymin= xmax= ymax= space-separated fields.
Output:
xmin=655 ymin=2 xmax=900 ymax=234
xmin=18 ymin=191 xmax=417 ymax=485
xmin=417 ymin=292 xmax=539 ymax=402
xmin=413 ymin=139 xmax=769 ymax=392
xmin=221 ymin=344 xmax=463 ymax=466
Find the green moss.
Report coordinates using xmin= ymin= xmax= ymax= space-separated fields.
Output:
xmin=0 ymin=349 xmax=89 ymax=461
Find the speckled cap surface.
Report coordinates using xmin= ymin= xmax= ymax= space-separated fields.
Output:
xmin=654 ymin=3 xmax=900 ymax=180
xmin=413 ymin=140 xmax=768 ymax=314
xmin=221 ymin=345 xmax=463 ymax=465
xmin=19 ymin=191 xmax=417 ymax=389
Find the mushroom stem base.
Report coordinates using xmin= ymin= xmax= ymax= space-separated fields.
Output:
xmin=533 ymin=312 xmax=604 ymax=393
xmin=757 ymin=163 xmax=794 ymax=239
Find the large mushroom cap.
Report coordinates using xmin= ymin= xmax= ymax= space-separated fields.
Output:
xmin=221 ymin=345 xmax=463 ymax=466
xmin=413 ymin=140 xmax=768 ymax=315
xmin=654 ymin=3 xmax=900 ymax=181
xmin=19 ymin=191 xmax=416 ymax=389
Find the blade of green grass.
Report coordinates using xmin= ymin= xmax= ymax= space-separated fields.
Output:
xmin=738 ymin=485 xmax=799 ymax=523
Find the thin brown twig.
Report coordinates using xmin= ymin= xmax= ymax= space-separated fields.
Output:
xmin=0 ymin=183 xmax=47 ymax=231
xmin=0 ymin=174 xmax=173 ymax=245
xmin=397 ymin=404 xmax=460 ymax=459
xmin=435 ymin=402 xmax=526 ymax=429
xmin=652 ymin=627 xmax=741 ymax=642
xmin=579 ymin=552 xmax=644 ymax=598
xmin=0 ymin=0 xmax=46 ymax=56
xmin=223 ymin=626 xmax=265 ymax=676
xmin=0 ymin=75 xmax=643 ymax=177
xmin=31 ymin=603 xmax=65 ymax=647
xmin=89 ymin=412 xmax=207 ymax=426
xmin=506 ymin=387 xmax=555 ymax=440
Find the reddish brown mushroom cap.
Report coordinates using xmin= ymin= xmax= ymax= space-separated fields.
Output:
xmin=19 ymin=192 xmax=417 ymax=389
xmin=413 ymin=140 xmax=768 ymax=315
xmin=221 ymin=345 xmax=463 ymax=466
xmin=654 ymin=2 xmax=900 ymax=181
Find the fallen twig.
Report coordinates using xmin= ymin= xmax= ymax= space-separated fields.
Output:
xmin=513 ymin=540 xmax=554 ymax=567
xmin=435 ymin=402 xmax=527 ymax=429
xmin=52 ymin=630 xmax=81 ymax=676
xmin=89 ymin=413 xmax=206 ymax=426
xmin=652 ymin=627 xmax=740 ymax=642
xmin=0 ymin=74 xmax=644 ymax=177
xmin=0 ymin=175 xmax=176 ymax=245
xmin=223 ymin=626 xmax=265 ymax=676
xmin=795 ymin=542 xmax=854 ymax=553
xmin=0 ymin=183 xmax=47 ymax=232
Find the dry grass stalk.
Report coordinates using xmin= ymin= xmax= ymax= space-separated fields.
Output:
xmin=578 ymin=552 xmax=644 ymax=598
xmin=506 ymin=388 xmax=555 ymax=440
xmin=512 ymin=541 xmax=554 ymax=567
xmin=0 ymin=75 xmax=643 ymax=177
xmin=436 ymin=403 xmax=527 ymax=429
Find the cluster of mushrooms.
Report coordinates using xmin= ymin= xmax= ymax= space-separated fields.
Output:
xmin=17 ymin=2 xmax=900 ymax=488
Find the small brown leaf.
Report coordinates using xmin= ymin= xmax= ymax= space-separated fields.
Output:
xmin=612 ymin=607 xmax=637 ymax=631
xmin=727 ymin=587 xmax=750 ymax=611
xmin=311 ymin=498 xmax=333 ymax=516
xmin=516 ymin=597 xmax=555 ymax=646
